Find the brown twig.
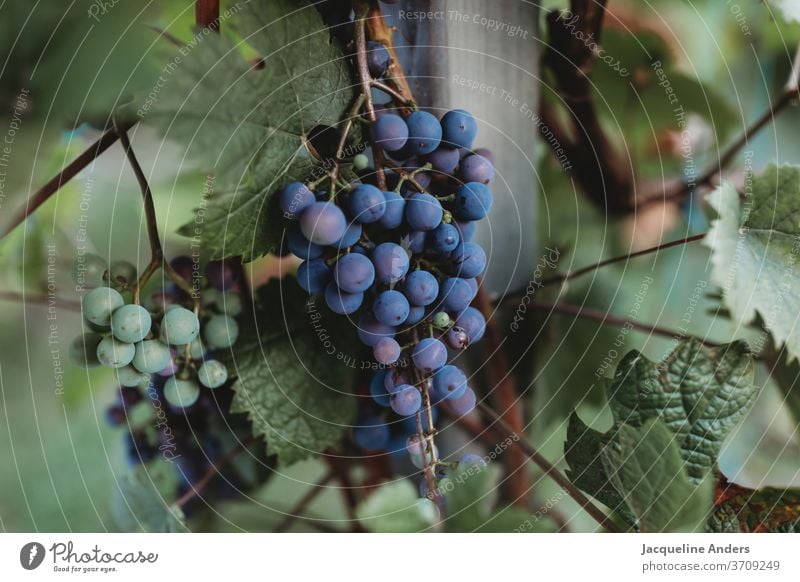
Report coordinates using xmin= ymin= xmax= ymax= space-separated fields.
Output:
xmin=273 ymin=469 xmax=336 ymax=532
xmin=476 ymin=401 xmax=621 ymax=533
xmin=364 ymin=4 xmax=415 ymax=113
xmin=474 ymin=286 xmax=531 ymax=507
xmin=174 ymin=435 xmax=257 ymax=508
xmin=0 ymin=120 xmax=135 ymax=240
xmin=324 ymin=456 xmax=363 ymax=531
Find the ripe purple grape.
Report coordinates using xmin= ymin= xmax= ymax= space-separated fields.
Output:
xmin=428 ymin=223 xmax=460 ymax=253
xmin=300 ymin=201 xmax=347 ymax=246
xmin=441 ymin=109 xmax=477 ymax=149
xmin=412 ymin=338 xmax=447 ymax=373
xmin=324 ymin=281 xmax=363 ymax=314
xmin=403 ymin=270 xmax=439 ymax=306
xmin=456 ymin=307 xmax=486 ymax=343
xmin=405 ymin=111 xmax=442 ymax=155
xmin=451 ymin=242 xmax=487 ymax=278
xmin=377 ymin=190 xmax=405 ymax=228
xmin=373 ymin=113 xmax=409 ymax=152
xmin=346 ymin=184 xmax=386 ymax=223
xmin=374 ymin=337 xmax=401 ymax=365
xmin=426 ymin=146 xmax=460 ymax=174
xmin=297 ymin=259 xmax=331 ymax=294
xmin=390 ymin=384 xmax=422 ymax=416
xmin=431 ymin=365 xmax=468 ymax=401
xmin=405 ymin=305 xmax=426 ymax=325
xmin=439 ymin=277 xmax=474 ymax=313
xmin=287 ymin=225 xmax=324 ymax=260
xmin=446 ymin=387 xmax=476 ymax=416
xmin=370 ymin=370 xmax=391 ymax=407
xmin=455 ymin=182 xmax=493 ymax=220
xmin=354 ymin=417 xmax=390 ymax=451
xmin=280 ymin=182 xmax=315 ymax=219
xmin=205 ymin=259 xmax=240 ymax=291
xmin=366 ymin=41 xmax=391 ymax=78
xmin=333 ymin=252 xmax=375 ymax=293
xmin=405 ymin=193 xmax=443 ymax=231
xmin=459 ymin=154 xmax=494 ymax=184
xmin=445 ymin=325 xmax=469 ymax=349
xmin=332 ymin=222 xmax=362 ymax=250
xmin=357 ymin=314 xmax=396 ymax=347
xmin=372 ymin=242 xmax=410 ymax=284
xmin=373 ymin=289 xmax=410 ymax=325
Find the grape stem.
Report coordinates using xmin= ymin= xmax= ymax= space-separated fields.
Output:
xmin=370 ymin=80 xmax=415 ymax=109
xmin=273 ymin=469 xmax=336 ymax=532
xmin=475 ymin=401 xmax=622 ymax=533
xmin=408 ymin=329 xmax=439 ymax=500
xmin=112 ymin=119 xmax=198 ymax=306
xmin=329 ymin=92 xmax=367 ymax=192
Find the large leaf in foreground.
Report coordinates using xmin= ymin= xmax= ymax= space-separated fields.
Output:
xmin=705 ymin=164 xmax=800 ymax=362
xmin=146 ymin=0 xmax=355 ymax=259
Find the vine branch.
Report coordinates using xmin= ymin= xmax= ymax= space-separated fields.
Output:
xmin=273 ymin=470 xmax=336 ymax=532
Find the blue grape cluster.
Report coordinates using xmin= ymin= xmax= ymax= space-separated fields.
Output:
xmin=279 ymin=104 xmax=492 ymax=473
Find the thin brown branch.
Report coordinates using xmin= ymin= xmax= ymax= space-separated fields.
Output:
xmin=174 ymin=435 xmax=257 ymax=508
xmin=273 ymin=469 xmax=336 ymax=532
xmin=324 ymin=456 xmax=363 ymax=532
xmin=0 ymin=120 xmax=136 ymax=240
xmin=475 ymin=401 xmax=621 ymax=533
xmin=0 ymin=290 xmax=81 ymax=311
xmin=474 ymin=286 xmax=531 ymax=507
xmin=364 ymin=4 xmax=415 ymax=113
xmin=195 ymin=0 xmax=220 ymax=31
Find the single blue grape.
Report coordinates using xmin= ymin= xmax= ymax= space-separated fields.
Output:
xmin=403 ymin=270 xmax=439 ymax=306
xmin=198 ymin=359 xmax=228 ymax=388
xmin=439 ymin=277 xmax=474 ymax=313
xmin=405 ymin=193 xmax=443 ymax=231
xmin=459 ymin=154 xmax=494 ymax=184
xmin=451 ymin=242 xmax=487 ymax=278
xmin=377 ymin=190 xmax=405 ymax=228
xmin=366 ymin=40 xmax=391 ymax=78
xmin=82 ymin=287 xmax=124 ymax=327
xmin=431 ymin=365 xmax=468 ymax=401
xmin=456 ymin=306 xmax=486 ymax=343
xmin=457 ymin=454 xmax=487 ymax=471
xmin=163 ymin=377 xmax=200 ymax=408
xmin=370 ymin=370 xmax=391 ymax=407
xmin=374 ymin=337 xmax=401 ymax=365
xmin=404 ymin=230 xmax=426 ymax=253
xmin=384 ymin=368 xmax=410 ymax=393
xmin=441 ymin=109 xmax=477 ymax=149
xmin=300 ymin=201 xmax=347 ymax=246
xmin=412 ymin=338 xmax=447 ymax=373
xmin=405 ymin=305 xmax=426 ymax=325
xmin=109 ymin=260 xmax=137 ymax=286
xmin=357 ymin=313 xmax=395 ymax=347
xmin=204 ymin=314 xmax=239 ymax=349
xmin=160 ymin=307 xmax=200 ymax=345
xmin=280 ymin=182 xmax=315 ymax=219
xmin=111 ymin=303 xmax=152 ymax=343
xmin=69 ymin=332 xmax=103 ymax=368
xmin=347 ymin=184 xmax=386 ymax=223
xmin=390 ymin=384 xmax=422 ymax=416
xmin=333 ymin=252 xmax=375 ymax=293
xmin=325 ymin=281 xmax=363 ymax=314
xmin=455 ymin=220 xmax=476 ymax=242
xmin=297 ymin=259 xmax=331 ymax=294
xmin=372 ymin=242 xmax=410 ymax=284
xmin=287 ymin=225 xmax=324 ymax=260
xmin=445 ymin=325 xmax=469 ymax=349
xmin=455 ymin=182 xmax=493 ymax=221
xmin=353 ymin=415 xmax=390 ymax=451
xmin=96 ymin=336 xmax=135 ymax=368
xmin=332 ymin=222 xmax=363 ymax=250
xmin=446 ymin=387 xmax=476 ymax=416
xmin=373 ymin=113 xmax=409 ymax=152
xmin=373 ymin=289 xmax=410 ymax=325
xmin=405 ymin=111 xmax=442 ymax=155
xmin=131 ymin=339 xmax=171 ymax=374
xmin=428 ymin=223 xmax=460 ymax=253
xmin=426 ymin=146 xmax=460 ymax=174
xmin=473 ymin=147 xmax=495 ymax=165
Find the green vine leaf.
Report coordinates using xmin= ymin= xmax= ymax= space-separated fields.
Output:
xmin=221 ymin=280 xmax=357 ymax=466
xmin=708 ymin=480 xmax=800 ymax=532
xmin=110 ymin=466 xmax=185 ymax=533
xmin=705 ymin=164 xmax=800 ymax=362
xmin=145 ymin=0 xmax=355 ymax=260
xmin=565 ymin=339 xmax=757 ymax=530
xmin=356 ymin=480 xmax=438 ymax=533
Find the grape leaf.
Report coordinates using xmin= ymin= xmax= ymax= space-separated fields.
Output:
xmin=565 ymin=339 xmax=756 ymax=529
xmin=705 ymin=164 xmax=800 ymax=363
xmin=708 ymin=479 xmax=800 ymax=532
xmin=221 ymin=280 xmax=357 ymax=466
xmin=602 ymin=420 xmax=713 ymax=532
xmin=110 ymin=467 xmax=185 ymax=533
xmin=145 ymin=0 xmax=355 ymax=260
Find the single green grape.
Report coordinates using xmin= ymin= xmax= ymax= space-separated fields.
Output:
xmin=204 ymin=315 xmax=239 ymax=349
xmin=82 ymin=287 xmax=124 ymax=327
xmin=69 ymin=332 xmax=103 ymax=368
xmin=160 ymin=307 xmax=200 ymax=345
xmin=71 ymin=253 xmax=107 ymax=288
xmin=109 ymin=260 xmax=137 ymax=286
xmin=189 ymin=337 xmax=206 ymax=360
xmin=353 ymin=153 xmax=370 ymax=171
xmin=219 ymin=292 xmax=242 ymax=316
xmin=198 ymin=359 xmax=228 ymax=389
xmin=432 ymin=312 xmax=451 ymax=328
xmin=111 ymin=304 xmax=152 ymax=343
xmin=163 ymin=377 xmax=200 ymax=408
xmin=96 ymin=336 xmax=135 ymax=368
xmin=116 ymin=365 xmax=150 ymax=388
xmin=131 ymin=339 xmax=171 ymax=374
